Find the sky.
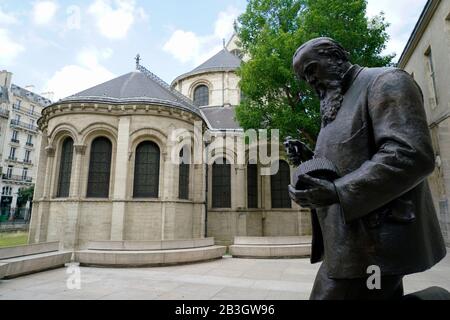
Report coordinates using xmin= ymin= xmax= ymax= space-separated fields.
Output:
xmin=0 ymin=0 xmax=428 ymax=101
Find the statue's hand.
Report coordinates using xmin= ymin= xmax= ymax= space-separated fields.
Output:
xmin=284 ymin=137 xmax=307 ymax=166
xmin=288 ymin=175 xmax=339 ymax=209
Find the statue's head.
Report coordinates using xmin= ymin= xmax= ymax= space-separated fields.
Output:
xmin=293 ymin=37 xmax=351 ymax=97
xmin=293 ymin=37 xmax=353 ymax=127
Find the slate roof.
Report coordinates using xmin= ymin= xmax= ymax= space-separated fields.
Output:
xmin=57 ymin=66 xmax=200 ymax=116
xmin=200 ymin=106 xmax=242 ymax=130
xmin=172 ymin=49 xmax=242 ymax=84
xmin=10 ymin=84 xmax=51 ymax=106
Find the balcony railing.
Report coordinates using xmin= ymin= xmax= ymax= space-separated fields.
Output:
xmin=23 ymin=159 xmax=32 ymax=165
xmin=10 ymin=119 xmax=38 ymax=132
xmin=2 ymin=174 xmax=32 ymax=183
xmin=12 ymin=104 xmax=40 ymax=117
xmin=7 ymin=157 xmax=17 ymax=162
xmin=26 ymin=142 xmax=34 ymax=147
xmin=11 ymin=139 xmax=20 ymax=144
xmin=0 ymin=108 xmax=9 ymax=118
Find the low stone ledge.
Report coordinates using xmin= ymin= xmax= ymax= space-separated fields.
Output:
xmin=0 ymin=242 xmax=60 ymax=260
xmin=0 ymin=263 xmax=7 ymax=279
xmin=75 ymin=245 xmax=226 ymax=267
xmin=230 ymin=236 xmax=312 ymax=259
xmin=87 ymin=238 xmax=215 ymax=251
xmin=229 ymin=244 xmax=311 ymax=258
xmin=233 ymin=236 xmax=312 ymax=246
xmin=0 ymin=251 xmax=73 ymax=279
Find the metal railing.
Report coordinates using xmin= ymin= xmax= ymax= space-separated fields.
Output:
xmin=0 ymin=108 xmax=9 ymax=118
xmin=12 ymin=104 xmax=41 ymax=117
xmin=26 ymin=142 xmax=34 ymax=147
xmin=10 ymin=119 xmax=38 ymax=132
xmin=11 ymin=139 xmax=20 ymax=144
xmin=2 ymin=174 xmax=32 ymax=183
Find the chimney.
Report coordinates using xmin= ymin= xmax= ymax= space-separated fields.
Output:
xmin=25 ymin=85 xmax=35 ymax=93
xmin=0 ymin=70 xmax=13 ymax=89
xmin=41 ymin=91 xmax=54 ymax=102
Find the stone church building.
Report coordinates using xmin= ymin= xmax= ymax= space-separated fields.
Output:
xmin=29 ymin=36 xmax=311 ymax=250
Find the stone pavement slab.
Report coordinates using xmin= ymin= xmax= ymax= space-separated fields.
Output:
xmin=0 ymin=254 xmax=449 ymax=300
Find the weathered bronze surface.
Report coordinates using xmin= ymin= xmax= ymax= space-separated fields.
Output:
xmin=289 ymin=37 xmax=447 ymax=300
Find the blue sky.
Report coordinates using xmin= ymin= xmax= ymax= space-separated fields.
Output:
xmin=0 ymin=0 xmax=427 ymax=101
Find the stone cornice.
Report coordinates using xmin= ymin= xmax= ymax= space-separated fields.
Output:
xmin=38 ymin=101 xmax=205 ymax=131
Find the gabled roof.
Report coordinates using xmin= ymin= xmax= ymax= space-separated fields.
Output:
xmin=57 ymin=65 xmax=200 ymax=116
xmin=172 ymin=49 xmax=242 ymax=85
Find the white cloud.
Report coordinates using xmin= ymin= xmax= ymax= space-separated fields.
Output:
xmin=366 ymin=0 xmax=427 ymax=60
xmin=0 ymin=28 xmax=25 ymax=64
xmin=44 ymin=48 xmax=115 ymax=100
xmin=88 ymin=0 xmax=148 ymax=40
xmin=33 ymin=1 xmax=58 ymax=25
xmin=163 ymin=6 xmax=241 ymax=65
xmin=0 ymin=7 xmax=18 ymax=25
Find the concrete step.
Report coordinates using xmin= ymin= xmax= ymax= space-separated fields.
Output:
xmin=87 ymin=238 xmax=215 ymax=251
xmin=230 ymin=237 xmax=312 ymax=258
xmin=75 ymin=245 xmax=227 ymax=267
xmin=0 ymin=251 xmax=73 ymax=279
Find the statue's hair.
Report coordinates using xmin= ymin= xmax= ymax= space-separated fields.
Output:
xmin=293 ymin=37 xmax=350 ymax=63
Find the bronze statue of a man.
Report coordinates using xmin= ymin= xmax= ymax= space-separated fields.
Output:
xmin=289 ymin=37 xmax=447 ymax=300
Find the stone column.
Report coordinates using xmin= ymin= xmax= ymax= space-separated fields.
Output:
xmin=61 ymin=144 xmax=86 ymax=249
xmin=34 ymin=146 xmax=55 ymax=243
xmin=235 ymin=164 xmax=247 ymax=236
xmin=69 ymin=144 xmax=86 ymax=198
xmin=261 ymin=168 xmax=272 ymax=237
xmin=110 ymin=117 xmax=130 ymax=241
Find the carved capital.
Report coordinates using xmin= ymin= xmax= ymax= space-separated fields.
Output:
xmin=45 ymin=146 xmax=55 ymax=157
xmin=73 ymin=144 xmax=87 ymax=155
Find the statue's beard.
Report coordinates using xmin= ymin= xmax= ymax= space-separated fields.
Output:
xmin=313 ymin=65 xmax=346 ymax=128
xmin=319 ymin=82 xmax=343 ymax=128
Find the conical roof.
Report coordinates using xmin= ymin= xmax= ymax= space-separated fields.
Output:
xmin=57 ymin=66 xmax=199 ymax=115
xmin=172 ymin=49 xmax=241 ymax=84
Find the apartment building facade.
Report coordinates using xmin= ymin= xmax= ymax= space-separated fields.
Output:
xmin=0 ymin=70 xmax=51 ymax=221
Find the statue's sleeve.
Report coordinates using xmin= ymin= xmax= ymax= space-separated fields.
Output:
xmin=333 ymin=69 xmax=435 ymax=224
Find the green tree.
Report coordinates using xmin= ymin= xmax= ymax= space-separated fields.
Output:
xmin=235 ymin=0 xmax=394 ymax=146
xmin=17 ymin=186 xmax=34 ymax=206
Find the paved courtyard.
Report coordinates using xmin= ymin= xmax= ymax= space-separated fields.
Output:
xmin=1 ymin=254 xmax=449 ymax=300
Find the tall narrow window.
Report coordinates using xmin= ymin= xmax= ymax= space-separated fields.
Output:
xmin=425 ymin=47 xmax=439 ymax=107
xmin=247 ymin=164 xmax=258 ymax=208
xmin=271 ymin=160 xmax=292 ymax=209
xmin=212 ymin=158 xmax=231 ymax=208
xmin=9 ymin=147 xmax=16 ymax=160
xmin=87 ymin=137 xmax=112 ymax=198
xmin=57 ymin=137 xmax=74 ymax=198
xmin=179 ymin=148 xmax=190 ymax=200
xmin=133 ymin=141 xmax=160 ymax=198
xmin=193 ymin=85 xmax=209 ymax=107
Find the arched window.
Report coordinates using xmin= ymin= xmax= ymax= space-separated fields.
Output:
xmin=271 ymin=160 xmax=292 ymax=208
xmin=87 ymin=137 xmax=112 ymax=198
xmin=212 ymin=158 xmax=231 ymax=208
xmin=247 ymin=164 xmax=258 ymax=208
xmin=56 ymin=137 xmax=74 ymax=198
xmin=179 ymin=147 xmax=190 ymax=200
xmin=133 ymin=141 xmax=160 ymax=198
xmin=193 ymin=85 xmax=209 ymax=107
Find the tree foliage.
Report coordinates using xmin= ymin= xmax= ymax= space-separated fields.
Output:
xmin=235 ymin=0 xmax=394 ymax=146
